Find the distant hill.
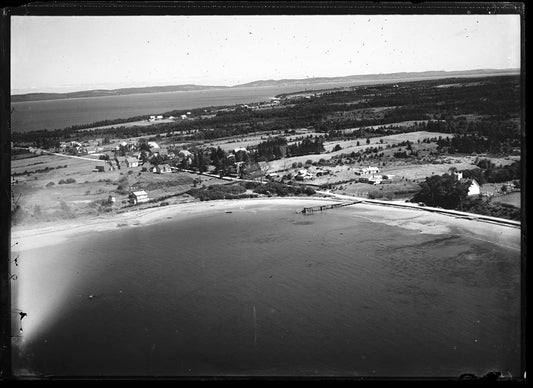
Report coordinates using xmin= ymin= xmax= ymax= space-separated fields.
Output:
xmin=12 ymin=69 xmax=519 ymax=102
xmin=232 ymin=69 xmax=520 ymax=88
xmin=11 ymin=84 xmax=229 ymax=102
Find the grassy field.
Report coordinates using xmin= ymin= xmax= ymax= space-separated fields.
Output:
xmin=491 ymin=192 xmax=521 ymax=208
xmin=11 ymin=153 xmax=227 ymax=226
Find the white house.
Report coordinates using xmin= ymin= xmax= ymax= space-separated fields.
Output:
xmin=452 ymin=171 xmax=481 ymax=197
xmin=125 ymin=157 xmax=139 ymax=168
xmin=468 ymin=179 xmax=481 ymax=196
xmin=296 ymin=169 xmax=313 ymax=180
xmin=178 ymin=150 xmax=193 ymax=163
xmin=147 ymin=141 xmax=160 ymax=149
xmin=129 ymin=190 xmax=149 ymax=204
xmin=452 ymin=171 xmax=464 ymax=180
xmin=362 ymin=166 xmax=380 ymax=175
xmin=156 ymin=164 xmax=172 ymax=174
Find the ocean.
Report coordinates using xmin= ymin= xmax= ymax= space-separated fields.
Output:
xmin=11 ymin=84 xmax=346 ymax=133
xmin=11 ymin=202 xmax=521 ymax=377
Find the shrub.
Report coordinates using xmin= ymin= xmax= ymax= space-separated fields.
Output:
xmin=46 ymin=182 xmax=55 ymax=188
xmin=188 ymin=184 xmax=247 ymax=201
xmin=304 ymin=186 xmax=316 ymax=196
xmin=58 ymin=179 xmax=66 ymax=184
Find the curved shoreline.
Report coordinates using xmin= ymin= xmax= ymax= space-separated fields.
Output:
xmin=11 ymin=196 xmax=521 ymax=253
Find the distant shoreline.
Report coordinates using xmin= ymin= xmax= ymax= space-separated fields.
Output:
xmin=11 ymin=68 xmax=519 ymax=103
xmin=11 ymin=197 xmax=521 ymax=253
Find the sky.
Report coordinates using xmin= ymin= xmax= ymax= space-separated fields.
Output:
xmin=11 ymin=14 xmax=521 ymax=94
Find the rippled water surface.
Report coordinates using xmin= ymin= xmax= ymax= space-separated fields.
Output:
xmin=12 ymin=204 xmax=521 ymax=377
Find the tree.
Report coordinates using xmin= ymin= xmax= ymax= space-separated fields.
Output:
xmin=139 ymin=142 xmax=151 ymax=152
xmin=412 ymin=174 xmax=470 ymax=209
xmin=259 ymin=161 xmax=271 ymax=183
xmin=366 ymin=138 xmax=370 ymax=145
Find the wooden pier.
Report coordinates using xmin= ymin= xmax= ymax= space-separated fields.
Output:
xmin=301 ymin=201 xmax=361 ymax=214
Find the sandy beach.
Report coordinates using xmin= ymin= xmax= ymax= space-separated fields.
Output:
xmin=11 ymin=197 xmax=521 ymax=253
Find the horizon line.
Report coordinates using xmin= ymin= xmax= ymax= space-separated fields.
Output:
xmin=11 ymin=67 xmax=520 ymax=96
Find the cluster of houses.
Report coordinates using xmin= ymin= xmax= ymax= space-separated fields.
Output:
xmin=150 ymin=112 xmax=192 ymax=122
xmin=295 ymin=169 xmax=313 ymax=181
xmin=354 ymin=166 xmax=395 ymax=185
xmin=58 ymin=141 xmax=104 ymax=155
xmin=90 ymin=140 xmax=198 ymax=174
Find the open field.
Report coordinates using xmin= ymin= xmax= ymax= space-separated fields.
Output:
xmin=265 ymin=131 xmax=454 ymax=172
xmin=491 ymin=192 xmax=521 ymax=208
xmin=323 ymin=131 xmax=451 ymax=152
xmin=11 ymin=153 xmax=228 ymax=226
xmin=79 ymin=118 xmax=177 ymax=131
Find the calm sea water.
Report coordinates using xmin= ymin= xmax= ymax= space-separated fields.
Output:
xmin=12 ymin=203 xmax=521 ymax=377
xmin=11 ymin=84 xmax=345 ymax=133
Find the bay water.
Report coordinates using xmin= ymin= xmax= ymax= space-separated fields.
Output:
xmin=11 ymin=203 xmax=521 ymax=377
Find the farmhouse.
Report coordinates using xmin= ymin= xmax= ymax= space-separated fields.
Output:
xmin=295 ymin=169 xmax=313 ymax=180
xmin=233 ymin=147 xmax=249 ymax=154
xmin=467 ymin=179 xmax=481 ymax=196
xmin=178 ymin=150 xmax=193 ymax=162
xmin=362 ymin=166 xmax=380 ymax=175
xmin=125 ymin=157 xmax=139 ymax=168
xmin=156 ymin=164 xmax=172 ymax=174
xmin=129 ymin=190 xmax=149 ymax=204
xmin=452 ymin=171 xmax=481 ymax=197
